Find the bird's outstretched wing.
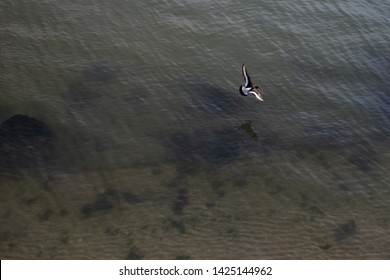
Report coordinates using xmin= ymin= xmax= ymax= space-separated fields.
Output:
xmin=249 ymin=88 xmax=264 ymax=101
xmin=242 ymin=64 xmax=253 ymax=88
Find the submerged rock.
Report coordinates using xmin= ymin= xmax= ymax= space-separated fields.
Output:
xmin=0 ymin=115 xmax=53 ymax=171
xmin=0 ymin=114 xmax=52 ymax=144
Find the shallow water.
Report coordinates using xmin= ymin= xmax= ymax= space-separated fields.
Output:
xmin=0 ymin=0 xmax=389 ymax=259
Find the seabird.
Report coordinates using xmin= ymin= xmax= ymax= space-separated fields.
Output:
xmin=239 ymin=64 xmax=263 ymax=101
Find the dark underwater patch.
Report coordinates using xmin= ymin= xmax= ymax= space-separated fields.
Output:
xmin=334 ymin=219 xmax=356 ymax=241
xmin=104 ymin=226 xmax=120 ymax=236
xmin=301 ymin=124 xmax=352 ymax=151
xmin=347 ymin=154 xmax=370 ymax=172
xmin=239 ymin=121 xmax=258 ymax=142
xmin=347 ymin=148 xmax=378 ymax=172
xmin=297 ymin=124 xmax=383 ymax=173
xmin=256 ymin=131 xmax=282 ymax=155
xmin=318 ymin=242 xmax=332 ymax=250
xmin=205 ymin=129 xmax=240 ymax=163
xmin=161 ymin=216 xmax=187 ymax=234
xmin=104 ymin=188 xmax=143 ymax=204
xmin=64 ymin=81 xmax=102 ymax=109
xmin=122 ymin=88 xmax=150 ymax=115
xmin=211 ymin=180 xmax=225 ymax=197
xmin=186 ymin=83 xmax=241 ymax=116
xmin=171 ymin=219 xmax=186 ymax=234
xmin=82 ymin=62 xmax=120 ymax=83
xmin=232 ymin=176 xmax=247 ymax=187
xmin=126 ymin=245 xmax=144 ymax=260
xmin=81 ymin=194 xmax=114 ymax=218
xmin=165 ymin=174 xmax=187 ymax=189
xmin=38 ymin=209 xmax=54 ymax=222
xmin=168 ymin=132 xmax=194 ymax=164
xmin=81 ymin=188 xmax=142 ymax=218
xmin=64 ymin=62 xmax=121 ymax=110
xmin=0 ymin=115 xmax=52 ymax=142
xmin=0 ymin=115 xmax=53 ymax=171
xmin=167 ymin=127 xmax=241 ymax=168
xmin=121 ymin=191 xmax=143 ymax=204
xmin=171 ymin=188 xmax=189 ymax=215
xmin=299 ymin=193 xmax=325 ymax=222
xmin=175 ymin=255 xmax=191 ymax=260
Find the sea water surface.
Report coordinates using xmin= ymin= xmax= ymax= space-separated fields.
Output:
xmin=0 ymin=0 xmax=389 ymax=259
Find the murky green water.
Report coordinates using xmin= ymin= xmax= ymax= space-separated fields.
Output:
xmin=0 ymin=0 xmax=389 ymax=259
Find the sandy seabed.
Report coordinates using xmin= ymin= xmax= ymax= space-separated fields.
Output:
xmin=1 ymin=157 xmax=389 ymax=260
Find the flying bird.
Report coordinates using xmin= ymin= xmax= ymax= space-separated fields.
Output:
xmin=239 ymin=64 xmax=263 ymax=101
